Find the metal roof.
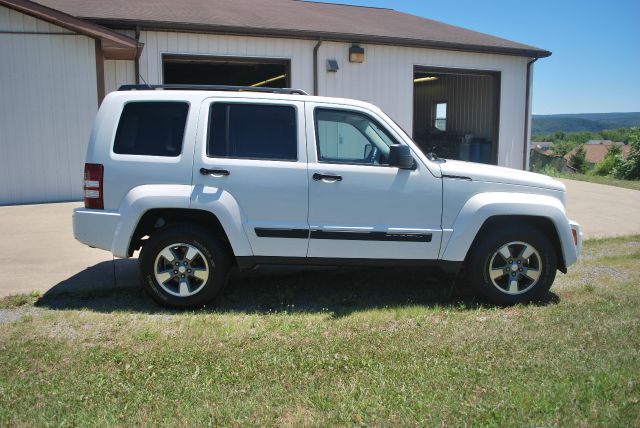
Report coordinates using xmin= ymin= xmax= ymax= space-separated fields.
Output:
xmin=31 ymin=0 xmax=551 ymax=58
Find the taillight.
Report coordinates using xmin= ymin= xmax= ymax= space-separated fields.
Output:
xmin=84 ymin=163 xmax=104 ymax=209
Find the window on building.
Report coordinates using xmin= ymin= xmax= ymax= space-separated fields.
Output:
xmin=435 ymin=102 xmax=447 ymax=131
xmin=207 ymin=103 xmax=297 ymax=161
xmin=315 ymin=109 xmax=398 ymax=165
xmin=113 ymin=102 xmax=189 ymax=157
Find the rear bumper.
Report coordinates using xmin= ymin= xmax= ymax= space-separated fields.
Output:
xmin=72 ymin=208 xmax=120 ymax=254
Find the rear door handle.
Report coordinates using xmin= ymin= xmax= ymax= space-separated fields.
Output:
xmin=200 ymin=168 xmax=230 ymax=176
xmin=313 ymin=173 xmax=342 ymax=182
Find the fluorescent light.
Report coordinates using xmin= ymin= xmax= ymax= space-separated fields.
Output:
xmin=414 ymin=76 xmax=438 ymax=83
xmin=250 ymin=74 xmax=287 ymax=87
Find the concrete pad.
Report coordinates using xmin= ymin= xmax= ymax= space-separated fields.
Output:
xmin=0 ymin=202 xmax=116 ymax=297
xmin=560 ymin=179 xmax=640 ymax=239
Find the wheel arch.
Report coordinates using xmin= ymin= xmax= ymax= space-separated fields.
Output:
xmin=465 ymin=215 xmax=566 ymax=272
xmin=128 ymin=208 xmax=232 ymax=258
xmin=441 ymin=192 xmax=575 ymax=272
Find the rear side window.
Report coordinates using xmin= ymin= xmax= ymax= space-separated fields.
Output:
xmin=207 ymin=103 xmax=297 ymax=161
xmin=113 ymin=102 xmax=189 ymax=157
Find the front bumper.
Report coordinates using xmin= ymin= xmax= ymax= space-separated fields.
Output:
xmin=569 ymin=220 xmax=583 ymax=262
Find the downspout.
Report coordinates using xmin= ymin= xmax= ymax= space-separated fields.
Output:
xmin=313 ymin=40 xmax=322 ymax=95
xmin=134 ymin=26 xmax=141 ymax=84
xmin=522 ymin=57 xmax=538 ymax=170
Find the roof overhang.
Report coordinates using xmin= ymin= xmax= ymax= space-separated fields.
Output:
xmin=87 ymin=18 xmax=552 ymax=59
xmin=0 ymin=0 xmax=142 ymax=60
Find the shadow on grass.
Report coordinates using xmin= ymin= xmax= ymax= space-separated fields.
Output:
xmin=35 ymin=260 xmax=560 ymax=315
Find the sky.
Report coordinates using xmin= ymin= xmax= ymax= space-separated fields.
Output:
xmin=312 ymin=0 xmax=640 ymax=115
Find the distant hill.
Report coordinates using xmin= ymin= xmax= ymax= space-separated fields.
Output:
xmin=532 ymin=112 xmax=640 ymax=135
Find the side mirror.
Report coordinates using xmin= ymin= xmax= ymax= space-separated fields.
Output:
xmin=388 ymin=144 xmax=414 ymax=169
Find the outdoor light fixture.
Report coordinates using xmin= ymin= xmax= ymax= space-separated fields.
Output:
xmin=326 ymin=59 xmax=339 ymax=72
xmin=349 ymin=45 xmax=365 ymax=63
xmin=413 ymin=76 xmax=438 ymax=83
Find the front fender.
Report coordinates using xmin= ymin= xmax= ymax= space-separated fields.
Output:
xmin=440 ymin=192 xmax=578 ymax=267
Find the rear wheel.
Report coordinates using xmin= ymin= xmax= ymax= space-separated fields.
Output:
xmin=139 ymin=224 xmax=230 ymax=309
xmin=467 ymin=226 xmax=557 ymax=305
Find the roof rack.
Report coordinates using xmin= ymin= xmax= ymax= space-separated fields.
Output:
xmin=117 ymin=84 xmax=309 ymax=95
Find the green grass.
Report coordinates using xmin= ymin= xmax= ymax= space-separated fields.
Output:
xmin=544 ymin=170 xmax=640 ymax=191
xmin=0 ymin=290 xmax=39 ymax=309
xmin=1 ymin=237 xmax=639 ymax=426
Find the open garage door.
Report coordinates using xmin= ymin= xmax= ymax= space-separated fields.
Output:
xmin=163 ymin=55 xmax=290 ymax=88
xmin=413 ymin=67 xmax=500 ymax=164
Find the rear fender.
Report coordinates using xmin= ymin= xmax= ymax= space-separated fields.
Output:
xmin=111 ymin=184 xmax=252 ymax=258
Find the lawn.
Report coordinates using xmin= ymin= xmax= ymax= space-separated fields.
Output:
xmin=1 ymin=236 xmax=639 ymax=426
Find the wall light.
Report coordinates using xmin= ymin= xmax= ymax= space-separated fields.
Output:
xmin=327 ymin=59 xmax=339 ymax=72
xmin=349 ymin=45 xmax=365 ymax=63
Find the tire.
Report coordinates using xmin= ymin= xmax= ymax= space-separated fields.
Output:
xmin=139 ymin=224 xmax=230 ymax=309
xmin=467 ymin=225 xmax=557 ymax=305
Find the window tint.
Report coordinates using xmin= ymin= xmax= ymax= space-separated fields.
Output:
xmin=315 ymin=109 xmax=398 ymax=165
xmin=208 ymin=103 xmax=297 ymax=161
xmin=113 ymin=102 xmax=188 ymax=156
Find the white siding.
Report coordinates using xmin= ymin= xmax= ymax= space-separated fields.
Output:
xmin=135 ymin=31 xmax=530 ymax=169
xmin=0 ymin=6 xmax=97 ymax=205
xmin=137 ymin=31 xmax=316 ymax=97
xmin=104 ymin=59 xmax=135 ymax=94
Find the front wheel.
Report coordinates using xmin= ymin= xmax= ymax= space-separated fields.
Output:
xmin=139 ymin=224 xmax=230 ymax=309
xmin=467 ymin=226 xmax=557 ymax=305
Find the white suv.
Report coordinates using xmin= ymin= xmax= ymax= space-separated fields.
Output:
xmin=73 ymin=85 xmax=582 ymax=308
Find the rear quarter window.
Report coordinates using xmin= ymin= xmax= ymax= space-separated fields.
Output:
xmin=113 ymin=102 xmax=189 ymax=157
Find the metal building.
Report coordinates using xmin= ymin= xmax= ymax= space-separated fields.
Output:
xmin=0 ymin=0 xmax=550 ymax=205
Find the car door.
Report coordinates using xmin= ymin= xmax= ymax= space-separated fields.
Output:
xmin=305 ymin=102 xmax=442 ymax=260
xmin=192 ymin=97 xmax=309 ymax=257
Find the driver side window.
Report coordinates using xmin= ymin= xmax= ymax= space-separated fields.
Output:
xmin=315 ymin=108 xmax=397 ymax=165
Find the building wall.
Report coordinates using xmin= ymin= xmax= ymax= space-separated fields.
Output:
xmin=125 ymin=31 xmax=530 ymax=169
xmin=0 ymin=5 xmax=98 ymax=205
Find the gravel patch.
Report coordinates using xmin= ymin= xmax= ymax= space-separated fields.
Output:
xmin=0 ymin=307 xmax=40 ymax=324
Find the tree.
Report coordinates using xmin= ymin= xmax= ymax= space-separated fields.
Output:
xmin=594 ymin=144 xmax=624 ymax=176
xmin=552 ymin=140 xmax=578 ymax=157
xmin=569 ymin=145 xmax=588 ymax=174
xmin=613 ymin=128 xmax=640 ymax=180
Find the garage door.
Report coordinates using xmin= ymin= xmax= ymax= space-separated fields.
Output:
xmin=0 ymin=6 xmax=98 ymax=205
xmin=163 ymin=54 xmax=290 ymax=88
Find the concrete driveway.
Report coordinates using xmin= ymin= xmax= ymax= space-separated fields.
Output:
xmin=0 ymin=202 xmax=137 ymax=298
xmin=1 ymin=179 xmax=639 ymax=298
xmin=559 ymin=179 xmax=640 ymax=238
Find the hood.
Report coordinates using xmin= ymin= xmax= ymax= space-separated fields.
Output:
xmin=439 ymin=160 xmax=566 ymax=192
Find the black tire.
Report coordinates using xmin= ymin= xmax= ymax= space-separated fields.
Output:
xmin=467 ymin=225 xmax=557 ymax=305
xmin=139 ymin=224 xmax=230 ymax=309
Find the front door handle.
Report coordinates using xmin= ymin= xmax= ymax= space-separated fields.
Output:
xmin=313 ymin=173 xmax=342 ymax=182
xmin=200 ymin=168 xmax=230 ymax=176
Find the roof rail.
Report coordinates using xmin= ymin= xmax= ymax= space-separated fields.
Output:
xmin=117 ymin=84 xmax=309 ymax=95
